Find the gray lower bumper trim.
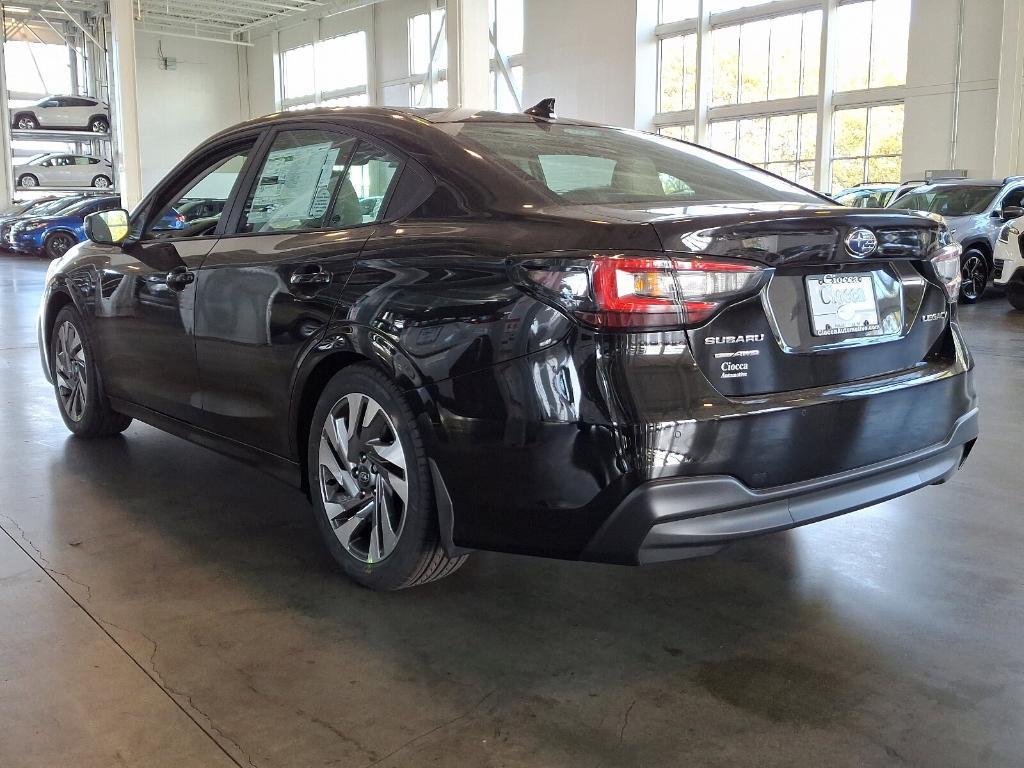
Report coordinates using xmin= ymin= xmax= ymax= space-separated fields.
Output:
xmin=583 ymin=409 xmax=979 ymax=565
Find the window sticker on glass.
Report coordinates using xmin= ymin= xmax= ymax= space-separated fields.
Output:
xmin=247 ymin=141 xmax=341 ymax=229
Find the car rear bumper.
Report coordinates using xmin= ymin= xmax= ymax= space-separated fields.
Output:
xmin=582 ymin=408 xmax=978 ymax=565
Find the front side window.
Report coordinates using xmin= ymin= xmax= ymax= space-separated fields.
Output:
xmin=145 ymin=145 xmax=253 ymax=239
xmin=448 ymin=122 xmax=823 ymax=205
xmin=830 ymin=104 xmax=904 ymax=191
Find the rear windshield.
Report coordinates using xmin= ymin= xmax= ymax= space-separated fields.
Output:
xmin=444 ymin=122 xmax=823 ymax=205
xmin=888 ymin=186 xmax=1000 ymax=216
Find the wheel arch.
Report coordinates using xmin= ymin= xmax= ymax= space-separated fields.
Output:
xmin=292 ymin=350 xmax=380 ymax=496
xmin=88 ymin=113 xmax=108 ymax=126
xmin=41 ymin=288 xmax=75 ymax=377
xmin=961 ymin=238 xmax=992 ymax=265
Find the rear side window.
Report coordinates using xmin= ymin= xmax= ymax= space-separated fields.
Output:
xmin=445 ymin=122 xmax=823 ymax=205
xmin=237 ymin=129 xmax=401 ymax=233
xmin=327 ymin=143 xmax=401 ymax=227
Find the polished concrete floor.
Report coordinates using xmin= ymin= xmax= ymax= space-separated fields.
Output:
xmin=0 ymin=253 xmax=1021 ymax=768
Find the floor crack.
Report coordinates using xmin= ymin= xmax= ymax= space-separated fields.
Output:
xmin=619 ymin=699 xmax=637 ymax=741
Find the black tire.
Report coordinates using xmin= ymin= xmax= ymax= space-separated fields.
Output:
xmin=44 ymin=231 xmax=77 ymax=260
xmin=14 ymin=113 xmax=38 ymax=130
xmin=1007 ymin=282 xmax=1024 ymax=312
xmin=306 ymin=364 xmax=468 ymax=590
xmin=959 ymin=248 xmax=989 ymax=303
xmin=50 ymin=304 xmax=132 ymax=438
xmin=91 ymin=175 xmax=112 ymax=189
xmin=89 ymin=116 xmax=109 ymax=133
xmin=17 ymin=174 xmax=38 ymax=188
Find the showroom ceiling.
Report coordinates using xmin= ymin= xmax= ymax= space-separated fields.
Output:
xmin=135 ymin=0 xmax=325 ymax=43
xmin=0 ymin=0 xmax=329 ymax=45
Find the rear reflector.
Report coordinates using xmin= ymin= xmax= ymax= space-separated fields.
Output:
xmin=513 ymin=252 xmax=771 ymax=330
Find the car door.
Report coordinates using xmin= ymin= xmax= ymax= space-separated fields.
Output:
xmin=47 ymin=155 xmax=74 ymax=185
xmin=35 ymin=98 xmax=60 ymax=127
xmin=194 ymin=125 xmax=403 ymax=456
xmin=92 ymin=133 xmax=262 ymax=424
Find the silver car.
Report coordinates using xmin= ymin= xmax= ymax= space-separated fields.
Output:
xmin=13 ymin=153 xmax=114 ymax=191
xmin=887 ymin=177 xmax=1024 ymax=302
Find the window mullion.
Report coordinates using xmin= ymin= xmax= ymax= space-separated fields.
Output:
xmin=694 ymin=0 xmax=711 ymax=144
xmin=814 ymin=0 xmax=838 ymax=193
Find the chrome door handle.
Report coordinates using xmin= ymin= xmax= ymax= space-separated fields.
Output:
xmin=290 ymin=266 xmax=331 ymax=286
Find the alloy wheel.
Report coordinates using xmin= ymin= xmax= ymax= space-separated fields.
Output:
xmin=960 ymin=253 xmax=986 ymax=301
xmin=20 ymin=176 xmax=36 ymax=188
xmin=92 ymin=120 xmax=109 ymax=133
xmin=317 ymin=392 xmax=409 ymax=564
xmin=16 ymin=116 xmax=36 ymax=129
xmin=93 ymin=176 xmax=110 ymax=189
xmin=48 ymin=234 xmax=75 ymax=258
xmin=55 ymin=321 xmax=87 ymax=422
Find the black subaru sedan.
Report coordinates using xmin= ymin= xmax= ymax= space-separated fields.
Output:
xmin=37 ymin=105 xmax=977 ymax=590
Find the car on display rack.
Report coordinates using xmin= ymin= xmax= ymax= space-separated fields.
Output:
xmin=887 ymin=177 xmax=1024 ymax=302
xmin=37 ymin=104 xmax=977 ymax=590
xmin=14 ymin=153 xmax=114 ymax=190
xmin=10 ymin=95 xmax=110 ymax=133
xmin=833 ymin=183 xmax=898 ymax=208
xmin=994 ymin=215 xmax=1024 ymax=310
xmin=9 ymin=196 xmax=185 ymax=259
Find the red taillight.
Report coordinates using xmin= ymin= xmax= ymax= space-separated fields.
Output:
xmin=513 ymin=252 xmax=771 ymax=330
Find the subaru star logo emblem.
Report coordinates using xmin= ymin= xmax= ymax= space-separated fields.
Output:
xmin=845 ymin=228 xmax=878 ymax=258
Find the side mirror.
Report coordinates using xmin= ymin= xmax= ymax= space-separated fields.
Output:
xmin=85 ymin=208 xmax=130 ymax=245
xmin=1001 ymin=205 xmax=1024 ymax=221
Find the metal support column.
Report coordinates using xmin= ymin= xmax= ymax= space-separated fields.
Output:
xmin=0 ymin=27 xmax=14 ymax=209
xmin=445 ymin=0 xmax=489 ymax=109
xmin=109 ymin=0 xmax=143 ymax=208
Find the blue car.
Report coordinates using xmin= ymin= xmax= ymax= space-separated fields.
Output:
xmin=8 ymin=196 xmax=185 ymax=259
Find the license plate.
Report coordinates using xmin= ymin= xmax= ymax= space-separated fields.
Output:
xmin=805 ymin=273 xmax=881 ymax=337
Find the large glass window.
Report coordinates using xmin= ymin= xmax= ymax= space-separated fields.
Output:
xmin=408 ymin=9 xmax=447 ymax=107
xmin=709 ymin=112 xmax=816 ymax=187
xmin=654 ymin=0 xmax=913 ymax=193
xmin=709 ymin=10 xmax=820 ymax=107
xmin=659 ymin=33 xmax=697 ymax=113
xmin=835 ymin=0 xmax=911 ymax=91
xmin=282 ymin=44 xmax=315 ymax=102
xmin=280 ymin=31 xmax=369 ymax=110
xmin=5 ymin=41 xmax=72 ymax=95
xmin=830 ymin=104 xmax=904 ymax=192
xmin=490 ymin=0 xmax=524 ymax=111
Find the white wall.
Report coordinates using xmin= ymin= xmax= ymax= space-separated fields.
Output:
xmin=993 ymin=0 xmax=1024 ymax=177
xmin=521 ymin=0 xmax=640 ymax=128
xmin=903 ymin=0 xmax=1005 ymax=181
xmin=134 ymin=31 xmax=246 ymax=193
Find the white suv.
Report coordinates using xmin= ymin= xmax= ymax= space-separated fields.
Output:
xmin=14 ymin=153 xmax=114 ymax=189
xmin=11 ymin=95 xmax=110 ymax=133
xmin=994 ymin=215 xmax=1024 ymax=310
